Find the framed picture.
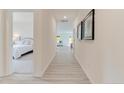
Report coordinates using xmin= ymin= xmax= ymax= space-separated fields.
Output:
xmin=82 ymin=9 xmax=95 ymax=40
xmin=77 ymin=21 xmax=83 ymax=40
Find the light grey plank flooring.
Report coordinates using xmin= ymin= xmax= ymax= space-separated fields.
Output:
xmin=42 ymin=47 xmax=91 ymax=84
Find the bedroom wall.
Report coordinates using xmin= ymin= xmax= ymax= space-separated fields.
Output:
xmin=74 ymin=9 xmax=124 ymax=83
xmin=33 ymin=10 xmax=56 ymax=76
xmin=13 ymin=12 xmax=33 ymax=39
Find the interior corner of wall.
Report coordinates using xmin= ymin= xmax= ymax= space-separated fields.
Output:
xmin=41 ymin=52 xmax=56 ymax=77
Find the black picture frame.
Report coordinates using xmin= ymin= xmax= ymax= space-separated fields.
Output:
xmin=77 ymin=21 xmax=83 ymax=40
xmin=82 ymin=9 xmax=95 ymax=40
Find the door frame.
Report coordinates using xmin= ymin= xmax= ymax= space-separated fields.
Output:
xmin=11 ymin=11 xmax=34 ymax=74
xmin=5 ymin=10 xmax=43 ymax=77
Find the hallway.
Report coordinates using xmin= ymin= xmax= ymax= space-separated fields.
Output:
xmin=0 ymin=47 xmax=90 ymax=84
xmin=42 ymin=46 xmax=90 ymax=83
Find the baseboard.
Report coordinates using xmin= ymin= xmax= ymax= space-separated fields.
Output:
xmin=41 ymin=52 xmax=56 ymax=77
xmin=0 ymin=72 xmax=13 ymax=78
xmin=74 ymin=54 xmax=95 ymax=84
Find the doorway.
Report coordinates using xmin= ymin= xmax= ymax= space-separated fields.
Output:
xmin=12 ymin=12 xmax=34 ymax=74
xmin=56 ymin=19 xmax=74 ymax=52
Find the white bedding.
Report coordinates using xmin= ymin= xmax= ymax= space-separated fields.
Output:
xmin=13 ymin=44 xmax=33 ymax=59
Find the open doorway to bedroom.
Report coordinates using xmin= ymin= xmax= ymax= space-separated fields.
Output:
xmin=12 ymin=12 xmax=34 ymax=74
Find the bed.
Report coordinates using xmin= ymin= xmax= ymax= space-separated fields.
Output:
xmin=13 ymin=38 xmax=33 ymax=59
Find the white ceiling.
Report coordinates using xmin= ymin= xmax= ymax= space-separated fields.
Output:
xmin=51 ymin=9 xmax=82 ymax=23
xmin=50 ymin=9 xmax=83 ymax=33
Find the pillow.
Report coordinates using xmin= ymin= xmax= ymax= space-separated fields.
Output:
xmin=15 ymin=40 xmax=23 ymax=45
xmin=22 ymin=38 xmax=33 ymax=45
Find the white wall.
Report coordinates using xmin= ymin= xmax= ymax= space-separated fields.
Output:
xmin=13 ymin=12 xmax=33 ymax=38
xmin=0 ymin=10 xmax=6 ymax=76
xmin=74 ymin=9 xmax=124 ymax=83
xmin=97 ymin=10 xmax=124 ymax=83
xmin=34 ymin=10 xmax=56 ymax=76
xmin=0 ymin=10 xmax=13 ymax=77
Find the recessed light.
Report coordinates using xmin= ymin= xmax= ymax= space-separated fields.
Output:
xmin=64 ymin=16 xmax=67 ymax=19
